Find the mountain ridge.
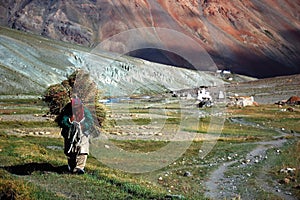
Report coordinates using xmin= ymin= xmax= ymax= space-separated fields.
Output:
xmin=0 ymin=26 xmax=225 ymax=96
xmin=1 ymin=0 xmax=299 ymax=77
xmin=1 ymin=26 xmax=299 ymax=104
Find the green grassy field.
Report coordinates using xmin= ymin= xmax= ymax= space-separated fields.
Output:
xmin=0 ymin=98 xmax=299 ymax=199
xmin=0 ymin=133 xmax=167 ymax=200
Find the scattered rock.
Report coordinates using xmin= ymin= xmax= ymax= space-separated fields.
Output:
xmin=294 ymin=184 xmax=300 ymax=189
xmin=276 ymin=189 xmax=281 ymax=193
xmin=46 ymin=145 xmax=63 ymax=150
xmin=283 ymin=178 xmax=290 ymax=184
xmin=15 ymin=129 xmax=25 ymax=134
xmin=111 ymin=131 xmax=119 ymax=135
xmin=276 ymin=149 xmax=281 ymax=154
xmin=158 ymin=176 xmax=163 ymax=181
xmin=46 ymin=118 xmax=55 ymax=121
xmin=240 ymin=159 xmax=251 ymax=164
xmin=285 ymin=191 xmax=292 ymax=195
xmin=116 ymin=132 xmax=122 ymax=136
xmin=104 ymin=145 xmax=110 ymax=149
xmin=183 ymin=171 xmax=192 ymax=177
xmin=279 ymin=167 xmax=296 ymax=175
xmin=165 ymin=194 xmax=185 ymax=199
xmin=279 ymin=178 xmax=290 ymax=184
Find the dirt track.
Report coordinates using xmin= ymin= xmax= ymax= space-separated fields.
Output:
xmin=204 ymin=118 xmax=299 ymax=200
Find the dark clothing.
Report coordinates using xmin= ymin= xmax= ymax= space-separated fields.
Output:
xmin=57 ymin=101 xmax=93 ymax=172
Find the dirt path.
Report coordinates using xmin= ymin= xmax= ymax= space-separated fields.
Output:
xmin=204 ymin=160 xmax=238 ymax=199
xmin=204 ymin=117 xmax=298 ymax=200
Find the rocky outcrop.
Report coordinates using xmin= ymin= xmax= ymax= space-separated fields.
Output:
xmin=0 ymin=0 xmax=299 ymax=77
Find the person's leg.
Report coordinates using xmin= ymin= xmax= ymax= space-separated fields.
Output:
xmin=73 ymin=134 xmax=89 ymax=174
xmin=67 ymin=154 xmax=77 ymax=172
xmin=73 ymin=154 xmax=87 ymax=174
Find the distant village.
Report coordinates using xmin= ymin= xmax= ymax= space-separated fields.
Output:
xmin=169 ymin=69 xmax=300 ymax=109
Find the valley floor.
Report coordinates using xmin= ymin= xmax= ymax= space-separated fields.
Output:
xmin=0 ymin=97 xmax=299 ymax=199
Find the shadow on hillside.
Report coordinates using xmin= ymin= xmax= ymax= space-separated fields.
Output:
xmin=2 ymin=163 xmax=69 ymax=175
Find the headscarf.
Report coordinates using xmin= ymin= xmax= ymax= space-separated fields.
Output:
xmin=71 ymin=97 xmax=84 ymax=122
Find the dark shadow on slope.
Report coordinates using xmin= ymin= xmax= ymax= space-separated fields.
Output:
xmin=127 ymin=48 xmax=194 ymax=69
xmin=207 ymin=50 xmax=292 ymax=78
xmin=126 ymin=45 xmax=300 ymax=78
xmin=2 ymin=163 xmax=69 ymax=175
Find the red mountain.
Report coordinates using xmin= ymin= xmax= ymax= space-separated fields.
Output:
xmin=1 ymin=0 xmax=299 ymax=77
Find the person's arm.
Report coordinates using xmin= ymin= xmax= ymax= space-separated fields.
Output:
xmin=61 ymin=115 xmax=72 ymax=129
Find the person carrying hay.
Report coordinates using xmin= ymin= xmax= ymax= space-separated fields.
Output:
xmin=58 ymin=95 xmax=93 ymax=174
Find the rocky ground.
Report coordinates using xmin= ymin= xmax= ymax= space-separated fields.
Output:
xmin=205 ymin=118 xmax=300 ymax=200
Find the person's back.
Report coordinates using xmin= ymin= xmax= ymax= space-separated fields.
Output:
xmin=58 ymin=97 xmax=93 ymax=174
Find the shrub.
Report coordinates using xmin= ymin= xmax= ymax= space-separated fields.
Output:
xmin=0 ymin=178 xmax=31 ymax=200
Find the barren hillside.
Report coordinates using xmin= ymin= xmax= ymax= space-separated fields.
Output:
xmin=0 ymin=0 xmax=299 ymax=77
xmin=226 ymin=74 xmax=300 ymax=104
xmin=0 ymin=26 xmax=224 ymax=96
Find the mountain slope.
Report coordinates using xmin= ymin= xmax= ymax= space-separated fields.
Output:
xmin=0 ymin=26 xmax=224 ymax=96
xmin=0 ymin=0 xmax=299 ymax=78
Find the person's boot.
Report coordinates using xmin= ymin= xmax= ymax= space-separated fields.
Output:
xmin=73 ymin=168 xmax=85 ymax=175
xmin=70 ymin=154 xmax=87 ymax=175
